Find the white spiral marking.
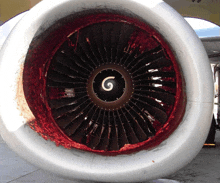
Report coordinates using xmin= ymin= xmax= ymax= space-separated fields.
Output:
xmin=102 ymin=76 xmax=115 ymax=91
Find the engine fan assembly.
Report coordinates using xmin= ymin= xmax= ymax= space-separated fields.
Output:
xmin=0 ymin=0 xmax=214 ymax=182
xmin=23 ymin=14 xmax=185 ymax=155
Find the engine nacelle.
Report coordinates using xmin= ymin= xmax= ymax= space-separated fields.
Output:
xmin=0 ymin=0 xmax=214 ymax=182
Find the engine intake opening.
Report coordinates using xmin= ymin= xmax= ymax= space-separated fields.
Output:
xmin=23 ymin=12 xmax=186 ymax=155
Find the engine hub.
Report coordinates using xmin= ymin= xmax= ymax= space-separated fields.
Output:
xmin=87 ymin=64 xmax=133 ymax=110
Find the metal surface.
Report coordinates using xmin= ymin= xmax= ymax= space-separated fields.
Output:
xmin=201 ymin=37 xmax=220 ymax=63
xmin=0 ymin=0 xmax=41 ymax=22
xmin=1 ymin=0 xmax=220 ymax=26
xmin=165 ymin=0 xmax=220 ymax=26
xmin=2 ymin=132 xmax=220 ymax=182
xmin=0 ymin=0 xmax=214 ymax=182
xmin=23 ymin=16 xmax=185 ymax=154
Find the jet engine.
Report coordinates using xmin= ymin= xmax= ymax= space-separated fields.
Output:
xmin=0 ymin=0 xmax=214 ymax=182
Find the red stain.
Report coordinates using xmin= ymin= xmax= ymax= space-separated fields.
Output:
xmin=23 ymin=13 xmax=186 ymax=156
xmin=127 ymin=30 xmax=159 ymax=53
xmin=67 ymin=38 xmax=76 ymax=48
xmin=47 ymin=88 xmax=66 ymax=100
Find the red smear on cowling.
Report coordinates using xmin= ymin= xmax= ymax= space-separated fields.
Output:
xmin=23 ymin=13 xmax=186 ymax=156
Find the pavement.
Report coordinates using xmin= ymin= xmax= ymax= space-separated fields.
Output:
xmin=0 ymin=131 xmax=220 ymax=183
xmin=165 ymin=130 xmax=220 ymax=183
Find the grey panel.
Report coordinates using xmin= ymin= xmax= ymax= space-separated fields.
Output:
xmin=201 ymin=37 xmax=220 ymax=63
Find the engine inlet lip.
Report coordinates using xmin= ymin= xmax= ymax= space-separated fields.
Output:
xmin=87 ymin=64 xmax=134 ymax=110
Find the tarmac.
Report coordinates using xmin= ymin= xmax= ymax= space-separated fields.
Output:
xmin=0 ymin=130 xmax=220 ymax=183
xmin=165 ymin=130 xmax=220 ymax=183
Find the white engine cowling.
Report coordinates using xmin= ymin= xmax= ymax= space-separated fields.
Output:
xmin=0 ymin=0 xmax=214 ymax=182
